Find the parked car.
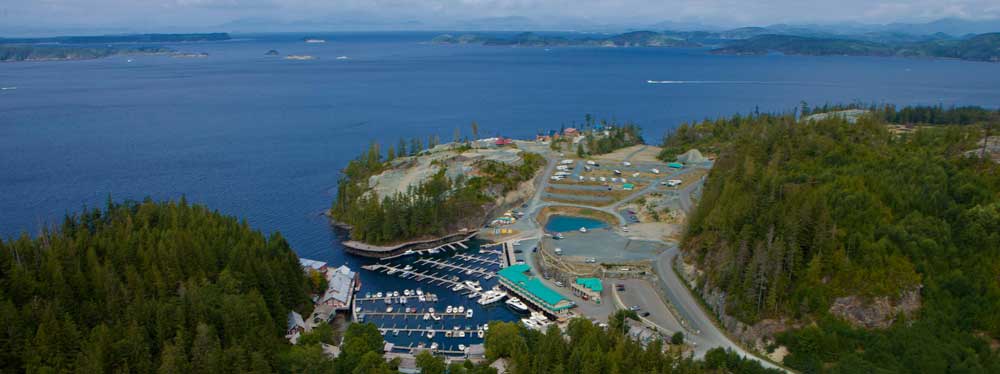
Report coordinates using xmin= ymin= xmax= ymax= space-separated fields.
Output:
xmin=514 ymin=249 xmax=523 ymax=254
xmin=629 ymin=305 xmax=641 ymax=311
xmin=582 ymin=294 xmax=589 ymax=301
xmin=616 ymin=284 xmax=625 ymax=291
xmin=641 ymin=312 xmax=651 ymax=317
xmin=555 ymin=281 xmax=564 ymax=287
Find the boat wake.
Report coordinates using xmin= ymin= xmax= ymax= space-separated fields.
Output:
xmin=647 ymin=80 xmax=769 ymax=84
xmin=1 ymin=87 xmax=16 ymax=90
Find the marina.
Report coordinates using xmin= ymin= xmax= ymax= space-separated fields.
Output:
xmin=352 ymin=239 xmax=522 ymax=356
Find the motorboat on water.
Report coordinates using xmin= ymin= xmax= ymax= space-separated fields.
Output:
xmin=416 ymin=289 xmax=424 ymax=296
xmin=478 ymin=289 xmax=508 ymax=305
xmin=392 ymin=291 xmax=400 ymax=297
xmin=463 ymin=280 xmax=483 ymax=292
xmin=457 ymin=306 xmax=465 ymax=313
xmin=505 ymin=297 xmax=529 ymax=313
xmin=467 ymin=292 xmax=480 ymax=299
xmin=446 ymin=306 xmax=454 ymax=313
xmin=423 ymin=313 xmax=431 ymax=320
xmin=427 ymin=330 xmax=435 ymax=338
xmin=430 ymin=342 xmax=438 ymax=350
xmin=375 ymin=292 xmax=383 ymax=298
xmin=386 ymin=306 xmax=393 ymax=313
xmin=428 ymin=307 xmax=435 ymax=313
xmin=452 ymin=284 xmax=465 ymax=292
xmin=458 ymin=344 xmax=466 ymax=351
xmin=465 ymin=309 xmax=474 ymax=318
xmin=432 ymin=313 xmax=442 ymax=321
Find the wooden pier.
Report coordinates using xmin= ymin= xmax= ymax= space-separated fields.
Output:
xmin=362 ymin=264 xmax=469 ymax=289
xmin=359 ymin=310 xmax=470 ymax=319
xmin=416 ymin=258 xmax=495 ymax=279
xmin=453 ymin=254 xmax=501 ymax=266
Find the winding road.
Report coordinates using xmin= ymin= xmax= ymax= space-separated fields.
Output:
xmin=512 ymin=144 xmax=787 ymax=372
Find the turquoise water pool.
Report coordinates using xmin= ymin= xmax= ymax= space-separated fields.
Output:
xmin=544 ymin=215 xmax=608 ymax=232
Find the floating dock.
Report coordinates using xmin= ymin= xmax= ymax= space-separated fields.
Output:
xmin=416 ymin=258 xmax=495 ymax=279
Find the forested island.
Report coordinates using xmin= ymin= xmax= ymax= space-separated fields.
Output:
xmin=660 ymin=105 xmax=1000 ymax=372
xmin=712 ymin=33 xmax=1000 ymax=62
xmin=431 ymin=31 xmax=698 ymax=47
xmin=0 ymin=33 xmax=228 ymax=62
xmin=0 ymin=45 xmax=175 ymax=62
xmin=431 ymin=29 xmax=1000 ymax=62
xmin=330 ymin=137 xmax=545 ymax=246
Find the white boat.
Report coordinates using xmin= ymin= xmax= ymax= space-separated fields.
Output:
xmin=430 ymin=342 xmax=438 ymax=350
xmin=428 ymin=307 xmax=435 ymax=313
xmin=467 ymin=292 xmax=479 ymax=299
xmin=446 ymin=306 xmax=454 ymax=313
xmin=506 ymin=297 xmax=529 ymax=313
xmin=418 ymin=295 xmax=426 ymax=302
xmin=427 ymin=330 xmax=435 ymax=338
xmin=416 ymin=289 xmax=424 ymax=296
xmin=478 ymin=290 xmax=508 ymax=305
xmin=423 ymin=313 xmax=430 ymax=320
xmin=465 ymin=309 xmax=474 ymax=318
xmin=386 ymin=306 xmax=393 ymax=313
xmin=579 ymin=227 xmax=588 ymax=233
xmin=457 ymin=306 xmax=465 ymax=313
xmin=399 ymin=297 xmax=407 ymax=304
xmin=477 ymin=329 xmax=484 ymax=338
xmin=403 ymin=265 xmax=412 ymax=271
xmin=384 ymin=296 xmax=392 ymax=303
xmin=365 ymin=292 xmax=371 ymax=298
xmin=554 ymin=233 xmax=565 ymax=240
xmin=336 ymin=56 xmax=349 ymax=60
xmin=375 ymin=292 xmax=383 ymax=298
xmin=451 ymin=284 xmax=465 ymax=292
xmin=392 ymin=291 xmax=399 ymax=297
xmin=403 ymin=289 xmax=411 ymax=296
xmin=432 ymin=314 xmax=442 ymax=321
xmin=457 ymin=331 xmax=466 ymax=338
xmin=463 ymin=280 xmax=483 ymax=292
xmin=459 ymin=344 xmax=467 ymax=351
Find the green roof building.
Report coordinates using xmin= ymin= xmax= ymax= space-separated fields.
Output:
xmin=572 ymin=277 xmax=603 ymax=304
xmin=497 ymin=264 xmax=575 ymax=315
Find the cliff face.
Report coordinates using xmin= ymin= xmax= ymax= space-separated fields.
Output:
xmin=679 ymin=251 xmax=921 ymax=354
xmin=828 ymin=289 xmax=922 ymax=329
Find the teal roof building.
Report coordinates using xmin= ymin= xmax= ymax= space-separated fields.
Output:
xmin=497 ymin=264 xmax=575 ymax=314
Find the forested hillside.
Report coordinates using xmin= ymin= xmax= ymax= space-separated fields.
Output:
xmin=0 ymin=199 xmax=312 ymax=373
xmin=666 ymin=107 xmax=1000 ymax=372
xmin=482 ymin=311 xmax=781 ymax=374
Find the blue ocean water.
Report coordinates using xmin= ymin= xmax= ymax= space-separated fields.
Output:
xmin=3 ymin=31 xmax=1000 ymax=269
xmin=545 ymin=215 xmax=609 ymax=232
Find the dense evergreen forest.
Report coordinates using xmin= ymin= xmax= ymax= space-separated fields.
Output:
xmin=664 ymin=106 xmax=1000 ymax=373
xmin=330 ymin=143 xmax=545 ymax=244
xmin=0 ymin=199 xmax=313 ymax=373
xmin=480 ymin=311 xmax=781 ymax=374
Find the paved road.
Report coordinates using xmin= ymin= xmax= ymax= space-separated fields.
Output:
xmin=507 ymin=146 xmax=786 ymax=372
xmin=614 ymin=279 xmax=684 ymax=333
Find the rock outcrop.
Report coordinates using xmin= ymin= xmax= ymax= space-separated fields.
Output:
xmin=828 ymin=289 xmax=922 ymax=329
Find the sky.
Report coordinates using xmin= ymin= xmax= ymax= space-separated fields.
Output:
xmin=3 ymin=0 xmax=1000 ymax=34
